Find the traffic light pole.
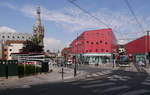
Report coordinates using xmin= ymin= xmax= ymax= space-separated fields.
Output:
xmin=147 ymin=30 xmax=150 ymax=65
xmin=74 ymin=56 xmax=77 ymax=77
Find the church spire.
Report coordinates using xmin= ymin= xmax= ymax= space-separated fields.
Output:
xmin=35 ymin=6 xmax=41 ymax=26
xmin=33 ymin=6 xmax=44 ymax=48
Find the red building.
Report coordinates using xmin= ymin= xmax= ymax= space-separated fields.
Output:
xmin=61 ymin=47 xmax=72 ymax=61
xmin=70 ymin=28 xmax=118 ymax=64
xmin=125 ymin=36 xmax=150 ymax=54
xmin=125 ymin=36 xmax=150 ymax=62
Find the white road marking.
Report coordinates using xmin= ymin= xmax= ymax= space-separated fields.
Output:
xmin=109 ymin=78 xmax=118 ymax=81
xmin=97 ymin=72 xmax=104 ymax=75
xmin=86 ymin=80 xmax=103 ymax=84
xmin=80 ymin=82 xmax=115 ymax=88
xmin=91 ymin=73 xmax=99 ymax=77
xmin=101 ymin=85 xmax=129 ymax=93
xmin=141 ymin=82 xmax=150 ymax=85
xmin=145 ymin=79 xmax=150 ymax=82
xmin=121 ymin=89 xmax=149 ymax=95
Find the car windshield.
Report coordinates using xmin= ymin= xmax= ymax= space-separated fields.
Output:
xmin=120 ymin=56 xmax=128 ymax=62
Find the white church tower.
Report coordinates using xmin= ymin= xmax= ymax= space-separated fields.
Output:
xmin=33 ymin=6 xmax=44 ymax=47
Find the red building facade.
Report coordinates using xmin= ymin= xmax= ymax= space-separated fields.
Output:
xmin=70 ymin=28 xmax=118 ymax=64
xmin=125 ymin=36 xmax=150 ymax=62
xmin=71 ymin=28 xmax=117 ymax=54
xmin=61 ymin=47 xmax=72 ymax=61
xmin=125 ymin=36 xmax=150 ymax=54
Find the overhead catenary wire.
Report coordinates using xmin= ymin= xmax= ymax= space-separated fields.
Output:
xmin=124 ymin=0 xmax=145 ymax=33
xmin=67 ymin=0 xmax=140 ymax=42
xmin=67 ymin=0 xmax=111 ymax=28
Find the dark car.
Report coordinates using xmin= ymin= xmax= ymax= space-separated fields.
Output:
xmin=119 ymin=55 xmax=130 ymax=66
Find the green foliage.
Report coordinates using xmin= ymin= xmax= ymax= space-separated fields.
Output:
xmin=18 ymin=64 xmax=41 ymax=77
xmin=22 ymin=37 xmax=44 ymax=53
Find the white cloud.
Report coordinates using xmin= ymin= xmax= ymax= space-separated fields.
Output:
xmin=20 ymin=5 xmax=150 ymax=36
xmin=0 ymin=26 xmax=17 ymax=33
xmin=44 ymin=37 xmax=66 ymax=51
xmin=2 ymin=3 xmax=150 ymax=45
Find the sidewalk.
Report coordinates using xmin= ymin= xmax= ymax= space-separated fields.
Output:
xmin=143 ymin=67 xmax=150 ymax=75
xmin=0 ymin=67 xmax=87 ymax=90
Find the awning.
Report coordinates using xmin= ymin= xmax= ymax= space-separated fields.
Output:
xmin=82 ymin=53 xmax=112 ymax=56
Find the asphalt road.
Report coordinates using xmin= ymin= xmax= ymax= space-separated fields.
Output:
xmin=0 ymin=66 xmax=150 ymax=95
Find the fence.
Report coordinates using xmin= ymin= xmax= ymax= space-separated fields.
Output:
xmin=0 ymin=60 xmax=49 ymax=79
xmin=0 ymin=60 xmax=18 ymax=78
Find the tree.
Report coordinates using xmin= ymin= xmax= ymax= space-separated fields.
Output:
xmin=22 ymin=37 xmax=44 ymax=53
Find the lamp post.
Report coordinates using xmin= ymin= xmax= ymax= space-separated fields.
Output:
xmin=147 ymin=30 xmax=150 ymax=67
xmin=112 ymin=49 xmax=117 ymax=68
xmin=74 ymin=33 xmax=79 ymax=77
xmin=73 ymin=56 xmax=77 ymax=77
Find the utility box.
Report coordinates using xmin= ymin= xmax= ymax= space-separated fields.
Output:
xmin=42 ymin=62 xmax=49 ymax=72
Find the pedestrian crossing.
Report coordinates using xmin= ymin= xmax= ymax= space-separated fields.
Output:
xmin=100 ymin=85 xmax=129 ymax=93
xmin=69 ymin=73 xmax=150 ymax=95
xmin=141 ymin=76 xmax=150 ymax=85
xmin=107 ymin=75 xmax=131 ymax=81
xmin=80 ymin=82 xmax=115 ymax=88
xmin=85 ymin=70 xmax=112 ymax=78
xmin=121 ymin=89 xmax=150 ymax=95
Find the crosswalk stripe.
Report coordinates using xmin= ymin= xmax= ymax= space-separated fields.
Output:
xmin=141 ymin=82 xmax=150 ymax=85
xmin=109 ymin=78 xmax=118 ymax=81
xmin=91 ymin=73 xmax=99 ymax=77
xmin=97 ymin=72 xmax=104 ymax=75
xmin=101 ymin=71 xmax=110 ymax=74
xmin=80 ymin=82 xmax=115 ymax=88
xmin=101 ymin=85 xmax=129 ymax=93
xmin=145 ymin=77 xmax=150 ymax=81
xmin=86 ymin=80 xmax=103 ymax=84
xmin=71 ymin=80 xmax=103 ymax=85
xmin=121 ymin=89 xmax=149 ymax=95
xmin=145 ymin=79 xmax=150 ymax=82
xmin=119 ymin=78 xmax=128 ymax=81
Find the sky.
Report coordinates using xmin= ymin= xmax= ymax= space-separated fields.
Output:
xmin=0 ymin=0 xmax=150 ymax=52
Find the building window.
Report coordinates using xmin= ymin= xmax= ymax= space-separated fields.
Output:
xmin=86 ymin=41 xmax=89 ymax=43
xmin=22 ymin=36 xmax=24 ymax=39
xmin=96 ymin=33 xmax=99 ymax=36
xmin=12 ymin=36 xmax=15 ymax=38
xmin=17 ymin=36 xmax=20 ymax=38
xmin=91 ymin=42 xmax=94 ymax=44
xmin=8 ymin=36 xmax=10 ymax=38
xmin=105 ymin=42 xmax=108 ymax=44
xmin=86 ymin=50 xmax=88 ymax=52
xmin=4 ymin=49 xmax=7 ymax=51
xmin=100 ymin=40 xmax=102 ymax=43
xmin=106 ymin=50 xmax=108 ymax=52
xmin=2 ymin=36 xmax=5 ymax=38
xmin=96 ymin=42 xmax=99 ymax=45
xmin=10 ymin=49 xmax=12 ymax=51
xmin=90 ymin=49 xmax=92 ymax=52
xmin=96 ymin=49 xmax=98 ymax=52
xmin=101 ymin=49 xmax=104 ymax=52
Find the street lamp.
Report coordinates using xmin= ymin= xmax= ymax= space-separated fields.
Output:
xmin=147 ymin=30 xmax=150 ymax=67
xmin=73 ymin=55 xmax=77 ymax=77
xmin=112 ymin=49 xmax=117 ymax=68
xmin=74 ymin=33 xmax=79 ymax=77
